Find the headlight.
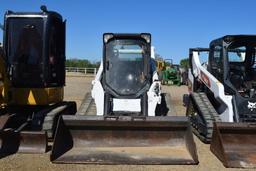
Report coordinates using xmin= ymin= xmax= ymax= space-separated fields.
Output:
xmin=103 ymin=33 xmax=114 ymax=43
xmin=141 ymin=33 xmax=151 ymax=43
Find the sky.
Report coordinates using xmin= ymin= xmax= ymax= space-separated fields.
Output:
xmin=0 ymin=0 xmax=255 ymax=63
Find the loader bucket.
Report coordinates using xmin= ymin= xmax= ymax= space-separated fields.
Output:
xmin=0 ymin=113 xmax=47 ymax=158
xmin=0 ymin=130 xmax=46 ymax=158
xmin=210 ymin=122 xmax=256 ymax=168
xmin=51 ymin=115 xmax=198 ymax=165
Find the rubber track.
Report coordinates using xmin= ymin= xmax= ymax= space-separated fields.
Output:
xmin=188 ymin=92 xmax=220 ymax=143
xmin=77 ymin=93 xmax=96 ymax=115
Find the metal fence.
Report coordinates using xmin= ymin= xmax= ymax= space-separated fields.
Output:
xmin=65 ymin=67 xmax=98 ymax=76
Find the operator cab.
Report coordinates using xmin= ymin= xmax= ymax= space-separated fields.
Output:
xmin=3 ymin=6 xmax=66 ymax=88
xmin=209 ymin=35 xmax=256 ymax=121
xmin=209 ymin=35 xmax=256 ymax=98
xmin=102 ymin=33 xmax=153 ymax=116
xmin=103 ymin=33 xmax=152 ymax=97
xmin=227 ymin=39 xmax=256 ymax=98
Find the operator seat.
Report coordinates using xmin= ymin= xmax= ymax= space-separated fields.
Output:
xmin=230 ymin=65 xmax=246 ymax=90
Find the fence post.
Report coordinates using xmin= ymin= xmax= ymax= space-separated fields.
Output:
xmin=84 ymin=68 xmax=87 ymax=75
xmin=94 ymin=68 xmax=97 ymax=75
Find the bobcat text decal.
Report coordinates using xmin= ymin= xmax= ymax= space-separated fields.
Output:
xmin=248 ymin=101 xmax=256 ymax=111
xmin=200 ymin=71 xmax=211 ymax=88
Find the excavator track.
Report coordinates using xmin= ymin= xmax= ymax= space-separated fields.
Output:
xmin=0 ymin=101 xmax=76 ymax=157
xmin=42 ymin=102 xmax=77 ymax=139
xmin=186 ymin=92 xmax=220 ymax=143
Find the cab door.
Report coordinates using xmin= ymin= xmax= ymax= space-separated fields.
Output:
xmin=209 ymin=45 xmax=224 ymax=82
xmin=5 ymin=17 xmax=45 ymax=88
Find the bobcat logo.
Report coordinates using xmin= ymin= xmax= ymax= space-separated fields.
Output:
xmin=248 ymin=101 xmax=256 ymax=111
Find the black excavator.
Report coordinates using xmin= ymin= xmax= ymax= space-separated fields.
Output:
xmin=0 ymin=6 xmax=76 ymax=158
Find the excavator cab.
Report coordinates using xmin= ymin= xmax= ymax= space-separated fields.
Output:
xmin=0 ymin=6 xmax=76 ymax=158
xmin=4 ymin=8 xmax=65 ymax=88
xmin=3 ymin=7 xmax=66 ymax=105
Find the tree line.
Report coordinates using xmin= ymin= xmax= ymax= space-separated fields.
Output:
xmin=156 ymin=53 xmax=189 ymax=69
xmin=66 ymin=59 xmax=100 ymax=68
xmin=180 ymin=58 xmax=189 ymax=69
xmin=65 ymin=58 xmax=189 ymax=69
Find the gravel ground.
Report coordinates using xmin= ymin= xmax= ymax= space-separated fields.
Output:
xmin=0 ymin=77 xmax=251 ymax=171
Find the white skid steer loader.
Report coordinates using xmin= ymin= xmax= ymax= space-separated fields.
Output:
xmin=51 ymin=33 xmax=198 ymax=165
xmin=185 ymin=35 xmax=256 ymax=168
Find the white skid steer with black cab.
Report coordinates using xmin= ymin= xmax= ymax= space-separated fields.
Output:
xmin=186 ymin=36 xmax=256 ymax=168
xmin=51 ymin=33 xmax=198 ymax=165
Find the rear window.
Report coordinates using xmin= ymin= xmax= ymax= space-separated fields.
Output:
xmin=7 ymin=17 xmax=43 ymax=65
xmin=228 ymin=46 xmax=246 ymax=62
xmin=113 ymin=44 xmax=143 ymax=61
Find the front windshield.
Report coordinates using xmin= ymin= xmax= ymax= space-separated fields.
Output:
xmin=227 ymin=41 xmax=256 ymax=98
xmin=228 ymin=47 xmax=246 ymax=62
xmin=105 ymin=39 xmax=147 ymax=96
xmin=113 ymin=46 xmax=143 ymax=61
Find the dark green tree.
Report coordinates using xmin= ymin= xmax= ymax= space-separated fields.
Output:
xmin=66 ymin=59 xmax=100 ymax=68
xmin=180 ymin=58 xmax=189 ymax=69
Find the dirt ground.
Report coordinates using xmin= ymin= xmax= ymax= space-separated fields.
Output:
xmin=0 ymin=77 xmax=251 ymax=171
